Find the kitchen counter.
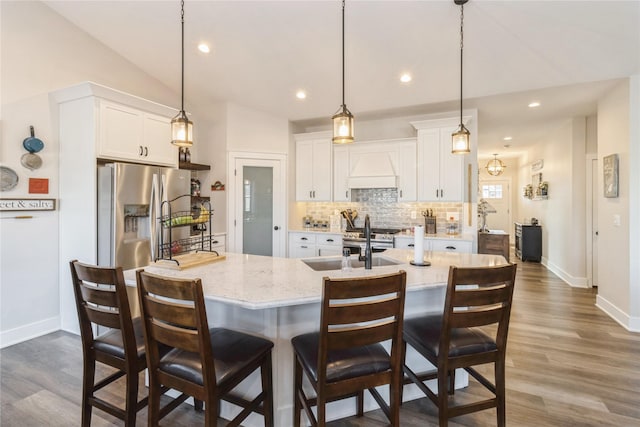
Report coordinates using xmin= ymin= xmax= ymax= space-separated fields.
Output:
xmin=123 ymin=249 xmax=507 ymax=426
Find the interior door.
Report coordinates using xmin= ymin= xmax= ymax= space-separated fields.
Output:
xmin=229 ymin=154 xmax=286 ymax=257
xmin=587 ymin=156 xmax=598 ymax=287
xmin=479 ymin=178 xmax=512 ymax=239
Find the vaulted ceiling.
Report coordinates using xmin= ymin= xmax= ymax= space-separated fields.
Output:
xmin=44 ymin=0 xmax=640 ymax=157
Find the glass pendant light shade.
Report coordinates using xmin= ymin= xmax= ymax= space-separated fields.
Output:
xmin=332 ymin=105 xmax=354 ymax=144
xmin=452 ymin=124 xmax=471 ymax=154
xmin=171 ymin=110 xmax=193 ymax=147
xmin=486 ymin=154 xmax=506 ymax=176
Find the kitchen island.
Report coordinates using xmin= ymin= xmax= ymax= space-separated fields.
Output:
xmin=124 ymin=249 xmax=507 ymax=426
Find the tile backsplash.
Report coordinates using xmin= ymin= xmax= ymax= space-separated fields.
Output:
xmin=300 ymin=188 xmax=462 ymax=234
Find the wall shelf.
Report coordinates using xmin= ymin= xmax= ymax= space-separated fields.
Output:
xmin=179 ymin=161 xmax=210 ymax=171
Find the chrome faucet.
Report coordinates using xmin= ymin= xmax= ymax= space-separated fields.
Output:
xmin=359 ymin=214 xmax=372 ymax=269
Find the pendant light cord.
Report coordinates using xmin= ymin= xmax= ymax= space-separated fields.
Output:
xmin=180 ymin=0 xmax=185 ymax=112
xmin=459 ymin=3 xmax=464 ymax=125
xmin=341 ymin=0 xmax=346 ymax=108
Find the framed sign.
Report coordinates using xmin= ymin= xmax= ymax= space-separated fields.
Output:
xmin=0 ymin=198 xmax=56 ymax=211
xmin=603 ymin=154 xmax=619 ymax=198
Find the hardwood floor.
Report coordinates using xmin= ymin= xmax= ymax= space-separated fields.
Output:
xmin=2 ymin=259 xmax=640 ymax=426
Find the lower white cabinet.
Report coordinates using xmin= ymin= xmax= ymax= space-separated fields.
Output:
xmin=289 ymin=232 xmax=343 ymax=258
xmin=394 ymin=235 xmax=472 ymax=253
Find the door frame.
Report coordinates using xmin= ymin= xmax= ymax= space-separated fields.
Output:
xmin=227 ymin=152 xmax=287 ymax=257
xmin=586 ymin=154 xmax=597 ymax=287
xmin=478 ymin=176 xmax=513 ymax=244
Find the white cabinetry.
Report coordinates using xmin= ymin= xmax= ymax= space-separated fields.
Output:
xmin=394 ymin=235 xmax=472 ymax=253
xmin=295 ymin=133 xmax=332 ymax=201
xmin=396 ymin=140 xmax=417 ymax=201
xmin=333 ymin=146 xmax=350 ymax=201
xmin=98 ymin=99 xmax=176 ymax=167
xmin=412 ymin=119 xmax=465 ymax=202
xmin=288 ymin=232 xmax=343 ymax=258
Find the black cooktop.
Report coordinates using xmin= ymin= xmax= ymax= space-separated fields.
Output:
xmin=345 ymin=227 xmax=402 ymax=235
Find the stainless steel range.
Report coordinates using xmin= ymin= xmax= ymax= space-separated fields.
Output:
xmin=342 ymin=228 xmax=402 ymax=254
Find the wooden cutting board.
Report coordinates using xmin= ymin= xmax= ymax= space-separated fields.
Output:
xmin=153 ymin=252 xmax=226 ymax=270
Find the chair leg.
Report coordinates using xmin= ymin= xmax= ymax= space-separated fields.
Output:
xmin=147 ymin=377 xmax=161 ymax=427
xmin=399 ymin=340 xmax=407 ymax=405
xmin=81 ymin=356 xmax=95 ymax=427
xmin=390 ymin=375 xmax=401 ymax=426
xmin=261 ymin=352 xmax=274 ymax=427
xmin=448 ymin=369 xmax=456 ymax=395
xmin=317 ymin=396 xmax=326 ymax=426
xmin=356 ymin=390 xmax=364 ymax=417
xmin=205 ymin=398 xmax=218 ymax=427
xmin=293 ymin=357 xmax=303 ymax=427
xmin=124 ymin=368 xmax=139 ymax=427
xmin=438 ymin=369 xmax=449 ymax=427
xmin=496 ymin=359 xmax=506 ymax=427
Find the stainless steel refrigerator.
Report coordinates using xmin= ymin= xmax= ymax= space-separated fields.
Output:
xmin=97 ymin=162 xmax=191 ymax=270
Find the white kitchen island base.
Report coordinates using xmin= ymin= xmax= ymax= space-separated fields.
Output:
xmin=124 ymin=249 xmax=508 ymax=426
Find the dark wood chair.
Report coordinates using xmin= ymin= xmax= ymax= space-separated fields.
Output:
xmin=136 ymin=269 xmax=274 ymax=426
xmin=69 ymin=260 xmax=152 ymax=426
xmin=291 ymin=270 xmax=407 ymax=426
xmin=402 ymin=263 xmax=517 ymax=427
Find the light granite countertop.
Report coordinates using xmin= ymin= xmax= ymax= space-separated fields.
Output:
xmin=123 ymin=249 xmax=507 ymax=310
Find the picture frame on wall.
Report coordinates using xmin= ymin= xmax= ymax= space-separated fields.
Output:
xmin=603 ymin=154 xmax=619 ymax=198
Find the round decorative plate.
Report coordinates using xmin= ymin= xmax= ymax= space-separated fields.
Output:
xmin=0 ymin=166 xmax=19 ymax=191
xmin=23 ymin=137 xmax=44 ymax=153
xmin=21 ymin=153 xmax=43 ymax=170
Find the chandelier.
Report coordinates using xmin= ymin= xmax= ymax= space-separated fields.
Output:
xmin=332 ymin=0 xmax=354 ymax=144
xmin=486 ymin=154 xmax=506 ymax=176
xmin=171 ymin=0 xmax=193 ymax=147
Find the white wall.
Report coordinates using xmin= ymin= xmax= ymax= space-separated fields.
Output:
xmin=595 ymin=79 xmax=633 ymax=327
xmin=0 ymin=1 xmax=178 ymax=346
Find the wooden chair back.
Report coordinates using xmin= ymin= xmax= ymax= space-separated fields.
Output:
xmin=442 ymin=264 xmax=517 ymax=362
xmin=136 ymin=270 xmax=216 ymax=395
xmin=69 ymin=260 xmax=137 ymax=363
xmin=318 ymin=270 xmax=407 ymax=394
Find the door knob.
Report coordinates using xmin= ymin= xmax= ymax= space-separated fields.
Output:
xmin=274 ymin=226 xmax=280 ymax=230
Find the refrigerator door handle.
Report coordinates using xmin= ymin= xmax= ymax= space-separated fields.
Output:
xmin=149 ymin=173 xmax=160 ymax=261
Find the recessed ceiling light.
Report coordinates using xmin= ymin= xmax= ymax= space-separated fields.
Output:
xmin=503 ymin=136 xmax=512 ymax=141
xmin=296 ymin=90 xmax=307 ymax=100
xmin=198 ymin=43 xmax=210 ymax=53
xmin=528 ymin=101 xmax=541 ymax=108
xmin=400 ymin=73 xmax=412 ymax=83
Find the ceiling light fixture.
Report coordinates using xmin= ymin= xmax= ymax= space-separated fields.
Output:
xmin=198 ymin=43 xmax=210 ymax=54
xmin=528 ymin=101 xmax=541 ymax=108
xmin=400 ymin=73 xmax=412 ymax=83
xmin=486 ymin=153 xmax=506 ymax=176
xmin=503 ymin=136 xmax=513 ymax=141
xmin=296 ymin=90 xmax=307 ymax=100
xmin=451 ymin=0 xmax=470 ymax=154
xmin=332 ymin=0 xmax=354 ymax=144
xmin=171 ymin=0 xmax=193 ymax=147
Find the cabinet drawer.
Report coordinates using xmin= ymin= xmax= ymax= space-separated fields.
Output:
xmin=431 ymin=239 xmax=472 ymax=253
xmin=317 ymin=234 xmax=342 ymax=246
xmin=289 ymin=233 xmax=317 ymax=244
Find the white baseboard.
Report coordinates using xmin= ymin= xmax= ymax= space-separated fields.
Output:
xmin=0 ymin=316 xmax=60 ymax=349
xmin=541 ymin=257 xmax=589 ymax=288
xmin=596 ymin=295 xmax=640 ymax=332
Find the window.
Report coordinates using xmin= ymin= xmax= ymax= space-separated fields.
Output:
xmin=482 ymin=184 xmax=503 ymax=199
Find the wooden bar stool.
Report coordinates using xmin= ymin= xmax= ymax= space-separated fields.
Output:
xmin=402 ymin=263 xmax=517 ymax=426
xmin=69 ymin=260 xmax=153 ymax=426
xmin=291 ymin=270 xmax=407 ymax=426
xmin=136 ymin=269 xmax=274 ymax=426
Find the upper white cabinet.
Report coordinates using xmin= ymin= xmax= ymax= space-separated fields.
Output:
xmin=396 ymin=140 xmax=417 ymax=201
xmin=295 ymin=132 xmax=332 ymax=201
xmin=333 ymin=146 xmax=350 ymax=201
xmin=412 ymin=119 xmax=465 ymax=202
xmin=98 ymin=100 xmax=176 ymax=166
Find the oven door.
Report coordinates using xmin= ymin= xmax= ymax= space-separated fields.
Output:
xmin=342 ymin=243 xmax=361 ymax=256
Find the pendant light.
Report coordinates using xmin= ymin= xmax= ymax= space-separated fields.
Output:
xmin=171 ymin=0 xmax=193 ymax=147
xmin=486 ymin=154 xmax=506 ymax=176
xmin=332 ymin=0 xmax=354 ymax=144
xmin=451 ymin=0 xmax=470 ymax=154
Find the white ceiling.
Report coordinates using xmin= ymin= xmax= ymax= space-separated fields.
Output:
xmin=43 ymin=0 xmax=640 ymax=157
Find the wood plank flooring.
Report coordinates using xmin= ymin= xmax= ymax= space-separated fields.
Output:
xmin=2 ymin=259 xmax=640 ymax=426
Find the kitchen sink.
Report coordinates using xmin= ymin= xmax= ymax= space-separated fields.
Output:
xmin=302 ymin=256 xmax=403 ymax=271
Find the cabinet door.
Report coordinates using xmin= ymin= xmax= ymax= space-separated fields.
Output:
xmin=333 ymin=146 xmax=350 ymax=201
xmin=397 ymin=141 xmax=417 ymax=201
xmin=143 ymin=113 xmax=177 ymax=167
xmin=394 ymin=236 xmax=415 ymax=249
xmin=430 ymin=239 xmax=472 ymax=253
xmin=311 ymin=140 xmax=332 ymax=201
xmin=296 ymin=139 xmax=332 ymax=201
xmin=438 ymin=127 xmax=463 ymax=202
xmin=417 ymin=128 xmax=441 ymax=201
xmin=98 ymin=100 xmax=144 ymax=161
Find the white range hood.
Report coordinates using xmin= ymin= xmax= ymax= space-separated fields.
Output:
xmin=347 ymin=150 xmax=398 ymax=189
